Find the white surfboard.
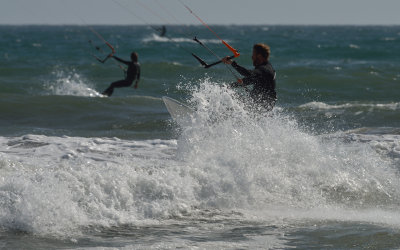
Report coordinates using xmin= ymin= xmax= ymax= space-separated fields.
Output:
xmin=162 ymin=96 xmax=194 ymax=123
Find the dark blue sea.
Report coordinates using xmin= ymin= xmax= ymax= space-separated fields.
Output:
xmin=1 ymin=25 xmax=400 ymax=249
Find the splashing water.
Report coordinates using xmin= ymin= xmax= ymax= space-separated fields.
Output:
xmin=45 ymin=70 xmax=103 ymax=97
xmin=174 ymin=79 xmax=400 ymax=213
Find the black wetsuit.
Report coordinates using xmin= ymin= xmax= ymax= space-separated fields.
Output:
xmin=231 ymin=61 xmax=276 ymax=110
xmin=102 ymin=56 xmax=141 ymax=97
xmin=160 ymin=26 xmax=166 ymax=37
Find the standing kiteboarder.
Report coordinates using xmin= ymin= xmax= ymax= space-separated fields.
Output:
xmin=102 ymin=52 xmax=141 ymax=97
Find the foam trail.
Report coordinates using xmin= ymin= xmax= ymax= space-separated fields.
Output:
xmin=300 ymin=101 xmax=400 ymax=111
xmin=143 ymin=33 xmax=223 ymax=44
xmin=45 ymin=70 xmax=103 ymax=97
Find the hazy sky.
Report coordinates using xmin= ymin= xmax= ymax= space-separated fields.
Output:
xmin=1 ymin=0 xmax=400 ymax=25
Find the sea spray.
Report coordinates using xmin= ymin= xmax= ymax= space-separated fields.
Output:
xmin=174 ymin=80 xmax=400 ymax=213
xmin=44 ymin=69 xmax=102 ymax=97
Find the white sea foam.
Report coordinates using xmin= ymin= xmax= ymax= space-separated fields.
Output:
xmin=349 ymin=44 xmax=360 ymax=49
xmin=1 ymin=79 xmax=399 ymax=237
xmin=343 ymin=132 xmax=400 ymax=160
xmin=0 ymin=135 xmax=180 ymax=236
xmin=45 ymin=70 xmax=103 ymax=97
xmin=300 ymin=101 xmax=400 ymax=111
xmin=142 ymin=33 xmax=222 ymax=44
xmin=382 ymin=37 xmax=396 ymax=41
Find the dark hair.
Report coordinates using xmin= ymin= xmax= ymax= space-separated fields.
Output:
xmin=253 ymin=43 xmax=270 ymax=60
xmin=130 ymin=52 xmax=138 ymax=62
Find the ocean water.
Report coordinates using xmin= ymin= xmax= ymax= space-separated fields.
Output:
xmin=0 ymin=25 xmax=400 ymax=249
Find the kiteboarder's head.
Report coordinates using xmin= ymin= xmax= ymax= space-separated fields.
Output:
xmin=252 ymin=43 xmax=270 ymax=66
xmin=131 ymin=52 xmax=138 ymax=62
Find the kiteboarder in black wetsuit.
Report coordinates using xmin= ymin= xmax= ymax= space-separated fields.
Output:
xmin=102 ymin=52 xmax=141 ymax=97
xmin=159 ymin=25 xmax=166 ymax=37
xmin=222 ymin=43 xmax=276 ymax=111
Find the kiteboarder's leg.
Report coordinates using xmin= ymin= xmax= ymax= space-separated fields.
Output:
xmin=102 ymin=80 xmax=131 ymax=97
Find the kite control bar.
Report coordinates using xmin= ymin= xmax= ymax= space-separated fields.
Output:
xmin=89 ymin=40 xmax=115 ymax=63
xmin=192 ymin=53 xmax=235 ymax=69
xmin=191 ymin=36 xmax=236 ymax=68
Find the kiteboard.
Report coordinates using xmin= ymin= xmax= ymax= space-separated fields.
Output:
xmin=162 ymin=96 xmax=194 ymax=123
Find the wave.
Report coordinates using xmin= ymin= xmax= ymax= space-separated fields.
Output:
xmin=345 ymin=132 xmax=400 ymax=160
xmin=299 ymin=101 xmax=400 ymax=111
xmin=142 ymin=33 xmax=222 ymax=44
xmin=0 ymin=135 xmax=178 ymax=237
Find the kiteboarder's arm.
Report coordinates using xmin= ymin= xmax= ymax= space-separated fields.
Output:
xmin=221 ymin=56 xmax=251 ymax=77
xmin=231 ymin=61 xmax=252 ymax=77
xmin=112 ymin=56 xmax=130 ymax=65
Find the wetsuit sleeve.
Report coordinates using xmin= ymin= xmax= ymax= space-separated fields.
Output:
xmin=231 ymin=61 xmax=265 ymax=87
xmin=231 ymin=61 xmax=252 ymax=77
xmin=112 ymin=56 xmax=130 ymax=65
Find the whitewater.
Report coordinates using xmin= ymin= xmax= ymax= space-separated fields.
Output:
xmin=1 ymin=80 xmax=400 ymax=248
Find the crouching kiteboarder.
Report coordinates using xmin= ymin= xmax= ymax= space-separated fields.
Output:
xmin=102 ymin=52 xmax=141 ymax=97
xmin=222 ymin=43 xmax=276 ymax=111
